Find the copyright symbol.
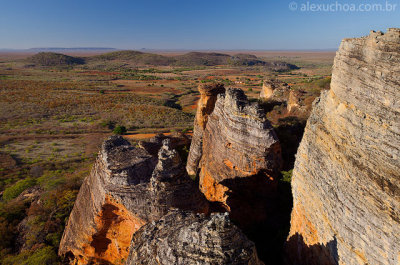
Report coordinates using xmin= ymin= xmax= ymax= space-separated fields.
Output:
xmin=289 ymin=1 xmax=298 ymax=11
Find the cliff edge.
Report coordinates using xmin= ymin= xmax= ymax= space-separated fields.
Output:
xmin=287 ymin=29 xmax=400 ymax=265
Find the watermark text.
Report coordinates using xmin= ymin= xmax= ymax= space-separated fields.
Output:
xmin=289 ymin=1 xmax=397 ymax=12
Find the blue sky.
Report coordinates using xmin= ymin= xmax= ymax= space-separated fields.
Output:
xmin=0 ymin=0 xmax=399 ymax=50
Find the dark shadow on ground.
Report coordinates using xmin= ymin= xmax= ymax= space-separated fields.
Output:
xmin=217 ymin=171 xmax=293 ymax=265
xmin=285 ymin=233 xmax=339 ymax=265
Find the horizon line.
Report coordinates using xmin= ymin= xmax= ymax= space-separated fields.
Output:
xmin=0 ymin=47 xmax=338 ymax=52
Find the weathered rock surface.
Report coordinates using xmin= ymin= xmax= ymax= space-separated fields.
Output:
xmin=187 ymin=85 xmax=282 ymax=230
xmin=126 ymin=209 xmax=263 ymax=265
xmin=287 ymin=89 xmax=306 ymax=113
xmin=287 ymin=29 xmax=400 ymax=265
xmin=186 ymin=83 xmax=225 ymax=176
xmin=259 ymin=78 xmax=309 ymax=117
xmin=59 ymin=135 xmax=208 ymax=264
xmin=260 ymin=79 xmax=291 ymax=101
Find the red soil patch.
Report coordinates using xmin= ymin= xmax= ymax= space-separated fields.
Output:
xmin=124 ymin=133 xmax=172 ymax=140
xmin=79 ymin=71 xmax=120 ymax=76
xmin=124 ymin=132 xmax=192 ymax=140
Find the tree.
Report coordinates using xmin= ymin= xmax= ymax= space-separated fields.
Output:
xmin=113 ymin=125 xmax=127 ymax=135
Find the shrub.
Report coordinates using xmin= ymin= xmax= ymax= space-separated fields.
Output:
xmin=281 ymin=169 xmax=293 ymax=183
xmin=0 ymin=200 xmax=28 ymax=222
xmin=2 ymin=246 xmax=58 ymax=265
xmin=113 ymin=125 xmax=127 ymax=135
xmin=37 ymin=171 xmax=65 ymax=191
xmin=2 ymin=178 xmax=36 ymax=201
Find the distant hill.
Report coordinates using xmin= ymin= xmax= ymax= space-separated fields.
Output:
xmin=92 ymin=50 xmax=175 ymax=65
xmin=229 ymin=54 xmax=267 ymax=66
xmin=28 ymin=47 xmax=117 ymax=53
xmin=89 ymin=50 xmax=299 ymax=70
xmin=25 ymin=50 xmax=299 ymax=70
xmin=173 ymin=52 xmax=230 ymax=66
xmin=229 ymin=53 xmax=299 ymax=70
xmin=28 ymin=52 xmax=85 ymax=66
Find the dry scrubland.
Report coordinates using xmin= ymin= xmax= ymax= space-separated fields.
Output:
xmin=0 ymin=50 xmax=333 ymax=264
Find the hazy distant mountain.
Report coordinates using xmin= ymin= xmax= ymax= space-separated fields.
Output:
xmin=28 ymin=47 xmax=117 ymax=52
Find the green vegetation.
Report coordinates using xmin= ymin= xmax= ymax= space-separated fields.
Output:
xmin=113 ymin=125 xmax=127 ymax=135
xmin=2 ymin=246 xmax=58 ymax=265
xmin=281 ymin=169 xmax=293 ymax=183
xmin=2 ymin=178 xmax=36 ymax=201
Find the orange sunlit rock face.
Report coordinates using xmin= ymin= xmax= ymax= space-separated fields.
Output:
xmin=76 ymin=195 xmax=145 ymax=265
xmin=199 ymin=169 xmax=228 ymax=206
xmin=59 ymin=135 xmax=209 ymax=264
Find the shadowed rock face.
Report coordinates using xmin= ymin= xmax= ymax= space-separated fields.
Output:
xmin=287 ymin=29 xmax=400 ymax=265
xmin=59 ymin=136 xmax=208 ymax=265
xmin=187 ymin=85 xmax=282 ymax=230
xmin=126 ymin=210 xmax=264 ymax=265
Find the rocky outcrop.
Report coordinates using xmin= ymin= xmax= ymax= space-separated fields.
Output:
xmin=259 ymin=78 xmax=309 ymax=117
xmin=287 ymin=29 xmax=400 ymax=265
xmin=126 ymin=209 xmax=263 ymax=265
xmin=260 ymin=79 xmax=291 ymax=101
xmin=59 ymin=135 xmax=208 ymax=264
xmin=186 ymin=83 xmax=225 ymax=176
xmin=287 ymin=89 xmax=306 ymax=113
xmin=187 ymin=85 xmax=282 ymax=230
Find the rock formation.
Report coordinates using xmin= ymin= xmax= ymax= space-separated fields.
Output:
xmin=260 ymin=79 xmax=291 ymax=101
xmin=287 ymin=89 xmax=306 ymax=113
xmin=187 ymin=85 xmax=282 ymax=229
xmin=186 ymin=83 xmax=225 ymax=176
xmin=59 ymin=135 xmax=208 ymax=264
xmin=126 ymin=209 xmax=264 ymax=265
xmin=287 ymin=28 xmax=400 ymax=265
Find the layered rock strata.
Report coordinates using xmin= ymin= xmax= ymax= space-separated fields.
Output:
xmin=186 ymin=83 xmax=225 ymax=176
xmin=59 ymin=135 xmax=208 ymax=264
xmin=187 ymin=85 xmax=282 ymax=228
xmin=126 ymin=209 xmax=263 ymax=265
xmin=287 ymin=29 xmax=400 ymax=265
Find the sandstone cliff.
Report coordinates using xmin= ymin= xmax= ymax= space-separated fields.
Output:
xmin=287 ymin=28 xmax=400 ymax=265
xmin=186 ymin=83 xmax=225 ymax=176
xmin=126 ymin=209 xmax=263 ymax=265
xmin=59 ymin=135 xmax=208 ymax=264
xmin=187 ymin=85 xmax=282 ymax=233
